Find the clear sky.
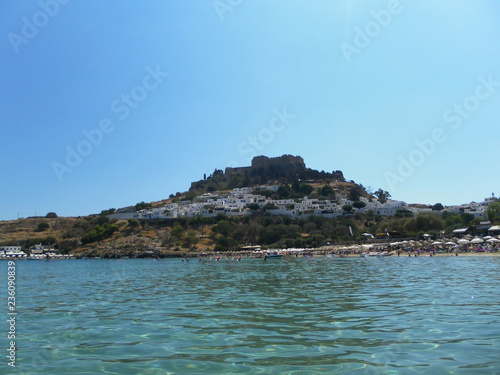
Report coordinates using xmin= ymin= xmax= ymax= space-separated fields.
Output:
xmin=1 ymin=0 xmax=499 ymax=220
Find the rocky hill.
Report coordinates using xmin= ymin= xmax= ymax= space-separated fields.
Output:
xmin=190 ymin=154 xmax=345 ymax=193
xmin=2 ymin=154 xmax=479 ymax=258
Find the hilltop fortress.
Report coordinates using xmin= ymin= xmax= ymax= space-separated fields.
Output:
xmin=225 ymin=155 xmax=306 ymax=177
xmin=225 ymin=155 xmax=345 ymax=181
xmin=108 ymin=154 xmax=495 ymax=224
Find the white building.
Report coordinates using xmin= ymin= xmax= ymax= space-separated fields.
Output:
xmin=108 ymin=186 xmax=411 ymax=221
xmin=0 ymin=246 xmax=22 ymax=252
xmin=0 ymin=246 xmax=26 ymax=259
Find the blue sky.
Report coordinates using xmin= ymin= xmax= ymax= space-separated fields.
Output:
xmin=1 ymin=0 xmax=499 ymax=220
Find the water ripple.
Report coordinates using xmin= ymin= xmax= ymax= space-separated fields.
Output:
xmin=6 ymin=256 xmax=500 ymax=374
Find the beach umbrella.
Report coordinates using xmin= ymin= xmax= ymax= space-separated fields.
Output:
xmin=445 ymin=242 xmax=456 ymax=245
xmin=457 ymin=239 xmax=469 ymax=244
xmin=432 ymin=241 xmax=442 ymax=245
xmin=470 ymin=238 xmax=484 ymax=243
xmin=483 ymin=236 xmax=493 ymax=240
xmin=487 ymin=238 xmax=500 ymax=242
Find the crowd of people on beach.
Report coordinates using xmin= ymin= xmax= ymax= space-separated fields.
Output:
xmin=387 ymin=242 xmax=500 ymax=256
xmin=176 ymin=239 xmax=500 ymax=261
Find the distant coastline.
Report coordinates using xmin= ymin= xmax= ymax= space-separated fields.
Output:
xmin=2 ymin=155 xmax=499 ymax=258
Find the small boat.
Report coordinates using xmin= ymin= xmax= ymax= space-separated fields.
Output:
xmin=367 ymin=251 xmax=393 ymax=257
xmin=264 ymin=251 xmax=283 ymax=259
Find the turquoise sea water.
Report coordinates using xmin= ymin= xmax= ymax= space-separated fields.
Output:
xmin=3 ymin=256 xmax=500 ymax=374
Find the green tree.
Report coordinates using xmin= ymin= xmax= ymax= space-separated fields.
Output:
xmin=100 ymin=208 xmax=115 ymax=215
xmin=442 ymin=211 xmax=461 ymax=224
xmin=183 ymin=229 xmax=200 ymax=248
xmin=352 ymin=201 xmax=366 ymax=209
xmin=128 ymin=218 xmax=140 ymax=228
xmin=342 ymin=204 xmax=353 ymax=214
xmin=259 ymin=226 xmax=282 ymax=244
xmin=263 ymin=203 xmax=278 ymax=210
xmin=262 ymin=215 xmax=274 ymax=227
xmin=470 ymin=216 xmax=488 ymax=225
xmin=215 ymin=236 xmax=231 ymax=251
xmin=291 ymin=180 xmax=301 ymax=192
xmin=461 ymin=213 xmax=475 ymax=225
xmin=348 ymin=186 xmax=363 ymax=202
xmin=45 ymin=212 xmax=58 ymax=218
xmin=487 ymin=202 xmax=500 ymax=222
xmin=81 ymin=223 xmax=118 ymax=244
xmin=96 ymin=215 xmax=110 ymax=225
xmin=247 ymin=203 xmax=260 ymax=211
xmin=311 ymin=234 xmax=325 ymax=247
xmin=415 ymin=213 xmax=445 ymax=232
xmin=135 ymin=201 xmax=153 ymax=211
xmin=42 ymin=236 xmax=57 ymax=245
xmin=214 ymin=220 xmax=234 ymax=237
xmin=300 ymin=184 xmax=314 ymax=195
xmin=303 ymin=222 xmax=316 ymax=233
xmin=319 ymin=185 xmax=335 ymax=198
xmin=62 ymin=227 xmax=85 ymax=239
xmin=180 ymin=193 xmax=196 ymax=202
xmin=374 ymin=189 xmax=391 ymax=204
xmin=37 ymin=222 xmax=50 ymax=232
xmin=432 ymin=203 xmax=444 ymax=211
xmin=395 ymin=209 xmax=413 ymax=218
xmin=277 ymin=185 xmax=291 ymax=199
xmin=322 ymin=222 xmax=335 ymax=239
xmin=171 ymin=224 xmax=186 ymax=240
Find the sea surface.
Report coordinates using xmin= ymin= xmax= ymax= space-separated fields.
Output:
xmin=3 ymin=255 xmax=500 ymax=374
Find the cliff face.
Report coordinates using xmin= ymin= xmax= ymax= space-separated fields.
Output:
xmin=191 ymin=154 xmax=345 ymax=193
xmin=331 ymin=170 xmax=344 ymax=181
xmin=251 ymin=155 xmax=306 ymax=173
xmin=225 ymin=155 xmax=344 ymax=182
xmin=226 ymin=155 xmax=306 ymax=177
